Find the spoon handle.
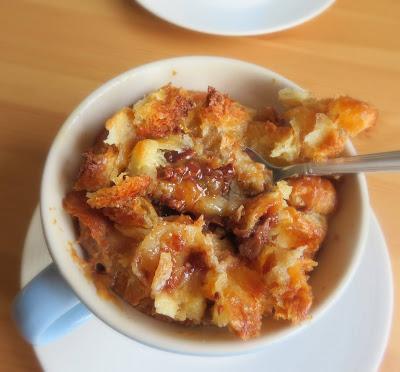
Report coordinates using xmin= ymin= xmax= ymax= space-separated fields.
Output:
xmin=294 ymin=151 xmax=400 ymax=177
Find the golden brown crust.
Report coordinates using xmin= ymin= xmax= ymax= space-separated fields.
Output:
xmin=232 ymin=191 xmax=282 ymax=239
xmin=210 ymin=265 xmax=266 ymax=340
xmin=257 ymin=245 xmax=317 ymax=323
xmin=74 ymin=131 xmax=119 ymax=192
xmin=287 ymin=176 xmax=337 ymax=215
xmin=87 ymin=176 xmax=152 ymax=209
xmin=276 ymin=92 xmax=377 ymax=162
xmin=328 ymin=96 xmax=378 ymax=136
xmin=63 ymin=191 xmax=112 ymax=248
xmin=103 ymin=197 xmax=158 ymax=229
xmin=135 ymin=85 xmax=195 ymax=139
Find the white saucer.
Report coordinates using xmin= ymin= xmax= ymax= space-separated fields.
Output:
xmin=135 ymin=0 xmax=335 ymax=36
xmin=21 ymin=207 xmax=393 ymax=372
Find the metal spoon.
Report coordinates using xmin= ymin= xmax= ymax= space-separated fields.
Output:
xmin=245 ymin=147 xmax=400 ymax=183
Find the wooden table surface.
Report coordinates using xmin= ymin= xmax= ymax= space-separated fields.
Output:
xmin=1 ymin=0 xmax=399 ymax=370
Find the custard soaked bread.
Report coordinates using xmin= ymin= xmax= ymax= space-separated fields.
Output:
xmin=64 ymin=85 xmax=376 ymax=339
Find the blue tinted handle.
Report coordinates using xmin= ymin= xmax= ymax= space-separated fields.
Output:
xmin=12 ymin=263 xmax=92 ymax=345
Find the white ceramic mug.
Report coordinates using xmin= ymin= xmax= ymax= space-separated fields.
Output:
xmin=13 ymin=56 xmax=369 ymax=355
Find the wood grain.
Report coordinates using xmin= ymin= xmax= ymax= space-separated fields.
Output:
xmin=0 ymin=0 xmax=398 ymax=370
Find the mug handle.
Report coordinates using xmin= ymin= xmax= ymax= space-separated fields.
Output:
xmin=12 ymin=263 xmax=92 ymax=345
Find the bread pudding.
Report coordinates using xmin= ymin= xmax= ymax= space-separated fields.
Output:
xmin=64 ymin=85 xmax=376 ymax=340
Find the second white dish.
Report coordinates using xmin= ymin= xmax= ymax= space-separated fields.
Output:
xmin=135 ymin=0 xmax=335 ymax=36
